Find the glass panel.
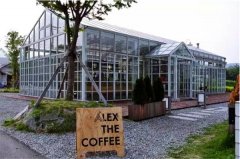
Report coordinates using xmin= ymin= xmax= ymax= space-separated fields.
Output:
xmin=46 ymin=26 xmax=51 ymax=37
xmin=45 ymin=39 xmax=50 ymax=56
xmin=139 ymin=39 xmax=149 ymax=55
xmin=46 ymin=11 xmax=51 ymax=26
xmin=52 ymin=13 xmax=58 ymax=35
xmin=58 ymin=34 xmax=65 ymax=53
xmin=149 ymin=41 xmax=160 ymax=52
xmin=51 ymin=37 xmax=58 ymax=54
xmin=39 ymin=12 xmax=45 ymax=29
xmin=34 ymin=22 xmax=39 ymax=42
xmin=58 ymin=18 xmax=65 ymax=33
xmin=115 ymin=35 xmax=126 ymax=53
xmin=127 ymin=37 xmax=138 ymax=55
xmin=39 ymin=41 xmax=44 ymax=57
xmin=101 ymin=31 xmax=114 ymax=51
xmin=86 ymin=29 xmax=99 ymax=50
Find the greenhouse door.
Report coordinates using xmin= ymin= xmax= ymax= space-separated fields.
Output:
xmin=177 ymin=60 xmax=191 ymax=98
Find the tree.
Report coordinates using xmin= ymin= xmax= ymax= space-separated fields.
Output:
xmin=36 ymin=0 xmax=136 ymax=105
xmin=5 ymin=31 xmax=24 ymax=88
xmin=153 ymin=77 xmax=164 ymax=102
xmin=144 ymin=75 xmax=153 ymax=102
xmin=133 ymin=78 xmax=147 ymax=105
xmin=226 ymin=64 xmax=240 ymax=80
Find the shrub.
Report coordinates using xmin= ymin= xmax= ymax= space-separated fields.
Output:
xmin=226 ymin=80 xmax=235 ymax=87
xmin=133 ymin=78 xmax=147 ymax=105
xmin=226 ymin=86 xmax=234 ymax=92
xmin=153 ymin=77 xmax=164 ymax=102
xmin=144 ymin=75 xmax=153 ymax=102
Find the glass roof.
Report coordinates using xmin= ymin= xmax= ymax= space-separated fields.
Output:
xmin=22 ymin=9 xmax=225 ymax=61
xmin=81 ymin=18 xmax=175 ymax=44
xmin=147 ymin=42 xmax=194 ymax=59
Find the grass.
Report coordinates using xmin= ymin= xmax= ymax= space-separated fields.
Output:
xmin=3 ymin=118 xmax=32 ymax=132
xmin=0 ymin=88 xmax=19 ymax=93
xmin=168 ymin=121 xmax=235 ymax=159
xmin=3 ymin=99 xmax=109 ymax=133
xmin=31 ymin=100 xmax=107 ymax=133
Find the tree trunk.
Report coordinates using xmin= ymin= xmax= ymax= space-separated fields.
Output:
xmin=66 ymin=53 xmax=75 ymax=100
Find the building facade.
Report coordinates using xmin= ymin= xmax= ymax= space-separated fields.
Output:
xmin=20 ymin=10 xmax=226 ymax=101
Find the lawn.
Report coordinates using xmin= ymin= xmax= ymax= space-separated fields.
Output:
xmin=168 ymin=121 xmax=235 ymax=159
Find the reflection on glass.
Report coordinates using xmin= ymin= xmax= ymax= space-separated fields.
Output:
xmin=127 ymin=37 xmax=138 ymax=55
xmin=46 ymin=11 xmax=51 ymax=26
xmin=139 ymin=39 xmax=149 ymax=55
xmin=52 ymin=13 xmax=58 ymax=35
xmin=58 ymin=34 xmax=65 ymax=53
xmin=101 ymin=32 xmax=114 ymax=51
xmin=115 ymin=35 xmax=126 ymax=53
xmin=39 ymin=12 xmax=45 ymax=29
xmin=45 ymin=39 xmax=50 ymax=56
xmin=86 ymin=29 xmax=99 ymax=49
xmin=35 ymin=22 xmax=39 ymax=42
xmin=39 ymin=41 xmax=44 ymax=57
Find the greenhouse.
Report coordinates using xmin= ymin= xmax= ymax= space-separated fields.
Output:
xmin=20 ymin=10 xmax=226 ymax=101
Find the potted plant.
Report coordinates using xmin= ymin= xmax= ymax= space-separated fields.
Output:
xmin=153 ymin=77 xmax=166 ymax=116
xmin=129 ymin=78 xmax=147 ymax=121
xmin=128 ymin=76 xmax=166 ymax=121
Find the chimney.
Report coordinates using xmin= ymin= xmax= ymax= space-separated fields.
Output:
xmin=196 ymin=43 xmax=200 ymax=48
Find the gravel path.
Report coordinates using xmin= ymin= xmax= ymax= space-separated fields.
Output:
xmin=0 ymin=95 xmax=228 ymax=159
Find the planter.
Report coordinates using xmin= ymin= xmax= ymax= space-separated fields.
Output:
xmin=128 ymin=101 xmax=166 ymax=121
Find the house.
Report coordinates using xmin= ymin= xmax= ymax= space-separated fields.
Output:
xmin=0 ymin=55 xmax=12 ymax=88
xmin=19 ymin=9 xmax=226 ymax=100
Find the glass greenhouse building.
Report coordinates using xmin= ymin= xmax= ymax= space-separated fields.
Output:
xmin=20 ymin=10 xmax=226 ymax=101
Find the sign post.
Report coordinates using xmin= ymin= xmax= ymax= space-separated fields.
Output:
xmin=236 ymin=101 xmax=240 ymax=158
xmin=76 ymin=107 xmax=125 ymax=159
xmin=198 ymin=92 xmax=206 ymax=109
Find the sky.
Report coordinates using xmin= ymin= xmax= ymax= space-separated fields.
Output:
xmin=0 ymin=0 xmax=239 ymax=63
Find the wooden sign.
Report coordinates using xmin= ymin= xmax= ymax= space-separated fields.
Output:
xmin=76 ymin=107 xmax=125 ymax=159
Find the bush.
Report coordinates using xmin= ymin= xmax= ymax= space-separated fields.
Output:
xmin=226 ymin=86 xmax=234 ymax=92
xmin=153 ymin=77 xmax=164 ymax=102
xmin=133 ymin=78 xmax=147 ymax=105
xmin=0 ymin=88 xmax=19 ymax=93
xmin=144 ymin=75 xmax=153 ymax=102
xmin=226 ymin=80 xmax=235 ymax=87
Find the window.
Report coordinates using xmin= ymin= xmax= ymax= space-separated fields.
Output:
xmin=139 ymin=39 xmax=149 ymax=55
xmin=149 ymin=41 xmax=159 ymax=52
xmin=52 ymin=14 xmax=58 ymax=35
xmin=58 ymin=34 xmax=65 ymax=53
xmin=86 ymin=29 xmax=99 ymax=50
xmin=101 ymin=31 xmax=114 ymax=51
xmin=127 ymin=37 xmax=138 ymax=55
xmin=115 ymin=35 xmax=126 ymax=53
xmin=35 ymin=22 xmax=39 ymax=42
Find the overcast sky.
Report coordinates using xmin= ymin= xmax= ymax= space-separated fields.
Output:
xmin=0 ymin=0 xmax=239 ymax=63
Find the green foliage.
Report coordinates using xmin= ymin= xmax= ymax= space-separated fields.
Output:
xmin=3 ymin=119 xmax=32 ymax=132
xmin=226 ymin=86 xmax=234 ymax=92
xmin=0 ymin=88 xmax=19 ymax=93
xmin=226 ymin=64 xmax=240 ymax=80
xmin=153 ymin=77 xmax=164 ymax=102
xmin=15 ymin=122 xmax=32 ymax=132
xmin=133 ymin=78 xmax=147 ymax=105
xmin=226 ymin=80 xmax=236 ymax=92
xmin=31 ymin=100 xmax=106 ymax=133
xmin=5 ymin=31 xmax=24 ymax=89
xmin=3 ymin=118 xmax=15 ymax=126
xmin=226 ymin=80 xmax=236 ymax=87
xmin=168 ymin=121 xmax=234 ymax=159
xmin=144 ymin=75 xmax=153 ymax=102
